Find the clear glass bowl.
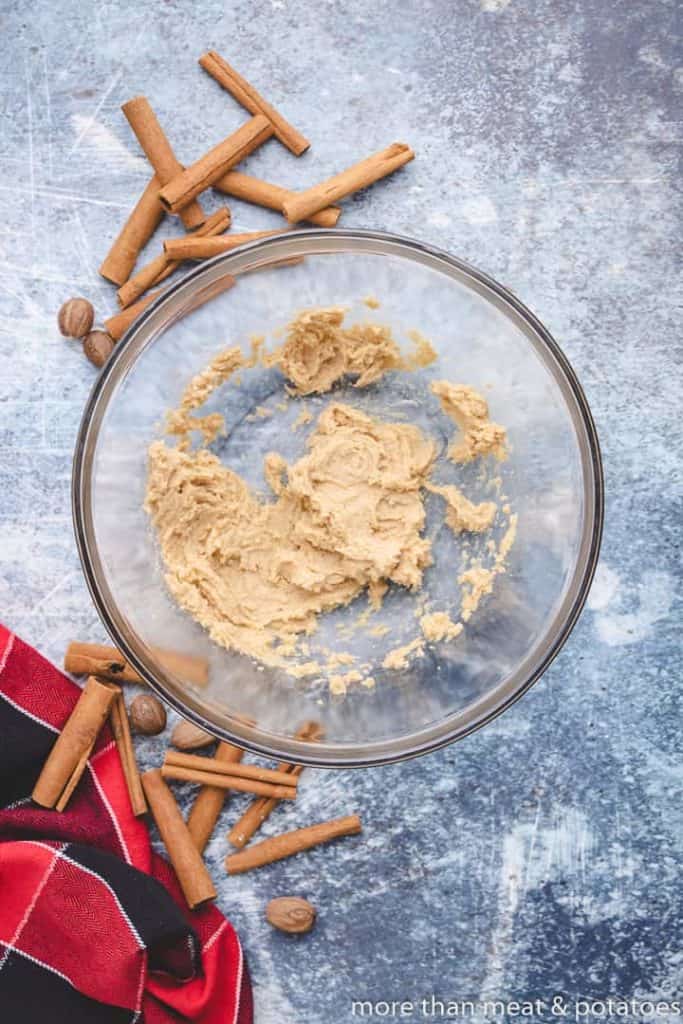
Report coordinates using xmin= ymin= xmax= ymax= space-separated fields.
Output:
xmin=72 ymin=230 xmax=603 ymax=767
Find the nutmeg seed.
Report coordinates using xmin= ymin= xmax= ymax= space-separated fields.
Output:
xmin=266 ymin=897 xmax=316 ymax=934
xmin=129 ymin=694 xmax=167 ymax=735
xmin=171 ymin=719 xmax=215 ymax=751
xmin=58 ymin=297 xmax=94 ymax=338
xmin=83 ymin=330 xmax=115 ymax=368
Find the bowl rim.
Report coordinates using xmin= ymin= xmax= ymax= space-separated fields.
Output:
xmin=72 ymin=227 xmax=604 ymax=768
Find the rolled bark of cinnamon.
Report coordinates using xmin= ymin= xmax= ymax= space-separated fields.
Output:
xmin=64 ymin=642 xmax=140 ymax=684
xmin=105 ymin=291 xmax=160 ymax=341
xmin=64 ymin=642 xmax=209 ymax=688
xmin=227 ymin=720 xmax=322 ymax=849
xmin=116 ymin=256 xmax=168 ymax=310
xmin=142 ymin=769 xmax=216 ymax=909
xmin=282 ymin=142 xmax=415 ymax=224
xmin=99 ymin=175 xmax=165 ymax=285
xmin=186 ymin=741 xmax=243 ymax=852
xmin=109 ymin=273 xmax=236 ymax=338
xmin=159 ymin=115 xmax=272 ymax=214
xmin=225 ymin=815 xmax=362 ymax=875
xmin=161 ymin=764 xmax=297 ymax=799
xmin=117 ymin=207 xmax=231 ymax=308
xmin=214 ymin=170 xmax=340 ymax=227
xmin=164 ymin=230 xmax=284 ymax=261
xmin=164 ymin=750 xmax=297 ymax=787
xmin=153 ymin=647 xmax=209 ymax=686
xmin=235 ymin=255 xmax=305 ymax=276
xmin=227 ymin=765 xmax=303 ymax=849
xmin=107 ymin=258 xmax=237 ymax=340
xmin=110 ymin=693 xmax=147 ymax=816
xmin=199 ymin=50 xmax=309 ymax=156
xmin=122 ymin=96 xmax=205 ymax=230
xmin=32 ymin=676 xmax=120 ymax=811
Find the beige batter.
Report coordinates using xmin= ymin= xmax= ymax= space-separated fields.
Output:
xmin=145 ymin=306 xmax=515 ymax=686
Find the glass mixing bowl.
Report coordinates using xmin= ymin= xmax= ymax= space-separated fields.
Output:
xmin=73 ymin=229 xmax=603 ymax=767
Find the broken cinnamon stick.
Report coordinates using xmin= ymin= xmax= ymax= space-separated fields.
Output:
xmin=117 ymin=207 xmax=231 ymax=308
xmin=32 ymin=676 xmax=120 ymax=811
xmin=110 ymin=693 xmax=147 ymax=816
xmin=164 ymin=230 xmax=284 ymax=261
xmin=282 ymin=142 xmax=415 ymax=224
xmin=164 ymin=750 xmax=297 ymax=788
xmin=161 ymin=764 xmax=297 ymax=799
xmin=225 ymin=815 xmax=362 ymax=875
xmin=99 ymin=175 xmax=165 ymax=286
xmin=186 ymin=741 xmax=243 ymax=852
xmin=227 ymin=721 xmax=322 ymax=849
xmin=199 ymin=50 xmax=309 ymax=156
xmin=213 ymin=171 xmax=340 ymax=227
xmin=142 ymin=769 xmax=216 ymax=909
xmin=159 ymin=115 xmax=272 ymax=214
xmin=64 ymin=642 xmax=209 ymax=688
xmin=122 ymin=96 xmax=205 ymax=230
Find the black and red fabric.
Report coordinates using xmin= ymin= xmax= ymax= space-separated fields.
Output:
xmin=0 ymin=625 xmax=253 ymax=1024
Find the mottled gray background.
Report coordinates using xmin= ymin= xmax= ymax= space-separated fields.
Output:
xmin=1 ymin=0 xmax=681 ymax=1021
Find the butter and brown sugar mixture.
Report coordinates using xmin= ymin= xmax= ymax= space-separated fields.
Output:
xmin=146 ymin=402 xmax=435 ymax=669
xmin=145 ymin=305 xmax=516 ymax=686
xmin=431 ymin=380 xmax=507 ymax=463
xmin=269 ymin=306 xmax=437 ymax=395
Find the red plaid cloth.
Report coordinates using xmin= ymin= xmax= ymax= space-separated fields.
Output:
xmin=0 ymin=625 xmax=253 ymax=1024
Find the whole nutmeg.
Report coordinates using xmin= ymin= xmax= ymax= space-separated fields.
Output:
xmin=83 ymin=330 xmax=115 ymax=368
xmin=171 ymin=719 xmax=214 ymax=751
xmin=129 ymin=694 xmax=167 ymax=735
xmin=58 ymin=297 xmax=94 ymax=338
xmin=266 ymin=897 xmax=316 ymax=935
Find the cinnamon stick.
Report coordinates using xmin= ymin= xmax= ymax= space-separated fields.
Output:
xmin=164 ymin=230 xmax=285 ymax=261
xmin=117 ymin=207 xmax=231 ymax=308
xmin=65 ymin=642 xmax=140 ymax=683
xmin=199 ymin=50 xmax=309 ymax=157
xmin=122 ymin=96 xmax=205 ymax=230
xmin=225 ymin=815 xmax=362 ymax=875
xmin=64 ymin=642 xmax=209 ymax=688
xmin=32 ymin=676 xmax=120 ymax=811
xmin=213 ymin=170 xmax=340 ymax=227
xmin=235 ymin=255 xmax=305 ymax=276
xmin=282 ymin=142 xmax=415 ymax=224
xmin=160 ymin=764 xmax=297 ymax=800
xmin=54 ymin=746 xmax=92 ymax=812
xmin=227 ymin=765 xmax=303 ymax=849
xmin=227 ymin=720 xmax=322 ymax=849
xmin=142 ymin=769 xmax=216 ymax=909
xmin=186 ymin=741 xmax=243 ymax=852
xmin=153 ymin=647 xmax=209 ymax=686
xmin=159 ymin=115 xmax=272 ymax=214
xmin=109 ymin=272 xmax=236 ymax=337
xmin=164 ymin=750 xmax=297 ymax=788
xmin=99 ymin=175 xmax=165 ymax=286
xmin=105 ymin=291 xmax=160 ymax=341
xmin=110 ymin=692 xmax=147 ymax=816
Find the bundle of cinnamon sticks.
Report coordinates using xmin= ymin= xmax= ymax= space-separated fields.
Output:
xmin=97 ymin=49 xmax=415 ymax=336
xmin=33 ymin=639 xmax=362 ymax=910
xmin=144 ymin=719 xmax=362 ymax=907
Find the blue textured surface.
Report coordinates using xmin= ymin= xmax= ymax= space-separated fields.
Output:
xmin=1 ymin=1 xmax=681 ymax=1021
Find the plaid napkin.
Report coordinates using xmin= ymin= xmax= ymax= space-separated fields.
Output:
xmin=0 ymin=625 xmax=253 ymax=1024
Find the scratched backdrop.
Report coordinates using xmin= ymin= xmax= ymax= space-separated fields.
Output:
xmin=1 ymin=0 xmax=681 ymax=1021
